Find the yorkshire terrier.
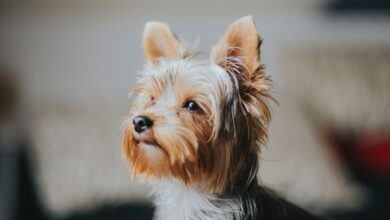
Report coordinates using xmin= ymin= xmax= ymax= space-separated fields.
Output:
xmin=123 ymin=16 xmax=323 ymax=220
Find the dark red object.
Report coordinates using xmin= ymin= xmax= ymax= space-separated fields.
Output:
xmin=356 ymin=134 xmax=390 ymax=176
xmin=327 ymin=130 xmax=390 ymax=179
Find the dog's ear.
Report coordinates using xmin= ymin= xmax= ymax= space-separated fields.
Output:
xmin=212 ymin=16 xmax=271 ymax=124
xmin=142 ymin=22 xmax=181 ymax=64
xmin=212 ymin=16 xmax=261 ymax=76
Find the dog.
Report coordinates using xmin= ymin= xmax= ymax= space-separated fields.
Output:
xmin=123 ymin=16 xmax=323 ymax=220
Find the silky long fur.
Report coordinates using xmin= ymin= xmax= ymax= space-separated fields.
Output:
xmin=122 ymin=16 xmax=322 ymax=220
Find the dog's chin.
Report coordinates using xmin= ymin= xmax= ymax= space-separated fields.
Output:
xmin=129 ymin=140 xmax=169 ymax=177
xmin=137 ymin=141 xmax=162 ymax=160
xmin=138 ymin=141 xmax=158 ymax=149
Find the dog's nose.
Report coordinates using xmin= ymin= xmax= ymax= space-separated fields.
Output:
xmin=133 ymin=116 xmax=153 ymax=133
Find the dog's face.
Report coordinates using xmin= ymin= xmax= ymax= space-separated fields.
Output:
xmin=123 ymin=16 xmax=272 ymax=193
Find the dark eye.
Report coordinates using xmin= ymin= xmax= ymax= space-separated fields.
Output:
xmin=183 ymin=101 xmax=200 ymax=111
xmin=150 ymin=96 xmax=156 ymax=104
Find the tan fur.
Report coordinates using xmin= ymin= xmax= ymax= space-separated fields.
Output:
xmin=123 ymin=16 xmax=273 ymax=195
xmin=212 ymin=16 xmax=261 ymax=75
xmin=142 ymin=22 xmax=182 ymax=64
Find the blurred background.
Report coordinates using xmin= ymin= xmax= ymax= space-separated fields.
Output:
xmin=0 ymin=0 xmax=389 ymax=219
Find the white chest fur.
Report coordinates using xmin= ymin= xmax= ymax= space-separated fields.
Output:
xmin=151 ymin=180 xmax=243 ymax=220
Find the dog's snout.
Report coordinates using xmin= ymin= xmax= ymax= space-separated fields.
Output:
xmin=133 ymin=116 xmax=153 ymax=133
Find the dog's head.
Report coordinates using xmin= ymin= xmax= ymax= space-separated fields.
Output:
xmin=123 ymin=16 xmax=272 ymax=193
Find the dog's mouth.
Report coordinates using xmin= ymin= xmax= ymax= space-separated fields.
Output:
xmin=133 ymin=134 xmax=171 ymax=160
xmin=136 ymin=139 xmax=160 ymax=148
xmin=133 ymin=131 xmax=161 ymax=149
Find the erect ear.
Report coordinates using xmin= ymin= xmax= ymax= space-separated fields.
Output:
xmin=212 ymin=16 xmax=272 ymax=124
xmin=211 ymin=15 xmax=262 ymax=77
xmin=142 ymin=21 xmax=182 ymax=64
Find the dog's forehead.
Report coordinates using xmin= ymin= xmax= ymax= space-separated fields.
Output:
xmin=152 ymin=60 xmax=210 ymax=79
xmin=142 ymin=60 xmax=225 ymax=89
xmin=137 ymin=59 xmax=234 ymax=105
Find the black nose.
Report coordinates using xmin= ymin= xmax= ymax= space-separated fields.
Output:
xmin=133 ymin=116 xmax=153 ymax=133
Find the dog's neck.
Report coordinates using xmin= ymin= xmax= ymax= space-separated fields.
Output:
xmin=151 ymin=179 xmax=255 ymax=220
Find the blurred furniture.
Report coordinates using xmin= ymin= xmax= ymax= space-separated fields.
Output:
xmin=284 ymin=47 xmax=390 ymax=220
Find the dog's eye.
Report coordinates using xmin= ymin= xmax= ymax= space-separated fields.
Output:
xmin=183 ymin=101 xmax=200 ymax=111
xmin=150 ymin=96 xmax=156 ymax=104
